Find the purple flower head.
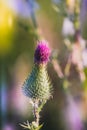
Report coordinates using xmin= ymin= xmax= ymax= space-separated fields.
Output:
xmin=34 ymin=40 xmax=51 ymax=64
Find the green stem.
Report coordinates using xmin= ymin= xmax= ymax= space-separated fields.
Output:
xmin=33 ymin=100 xmax=40 ymax=126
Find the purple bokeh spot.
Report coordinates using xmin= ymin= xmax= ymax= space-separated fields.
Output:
xmin=7 ymin=0 xmax=39 ymax=18
xmin=80 ymin=0 xmax=87 ymax=25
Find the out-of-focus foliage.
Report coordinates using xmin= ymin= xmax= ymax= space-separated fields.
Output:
xmin=1 ymin=0 xmax=87 ymax=130
xmin=0 ymin=3 xmax=14 ymax=56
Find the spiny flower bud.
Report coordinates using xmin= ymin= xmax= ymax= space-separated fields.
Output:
xmin=22 ymin=40 xmax=52 ymax=101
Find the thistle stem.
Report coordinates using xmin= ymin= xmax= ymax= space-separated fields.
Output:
xmin=33 ymin=100 xmax=40 ymax=126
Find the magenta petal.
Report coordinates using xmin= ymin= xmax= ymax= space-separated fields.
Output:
xmin=34 ymin=40 xmax=51 ymax=64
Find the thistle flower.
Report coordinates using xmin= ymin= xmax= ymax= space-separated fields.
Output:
xmin=34 ymin=41 xmax=51 ymax=64
xmin=22 ymin=40 xmax=52 ymax=101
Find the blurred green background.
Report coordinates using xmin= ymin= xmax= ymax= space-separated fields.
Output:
xmin=1 ymin=0 xmax=87 ymax=130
